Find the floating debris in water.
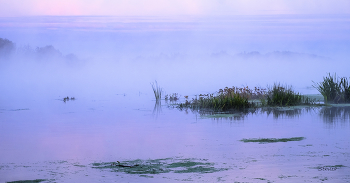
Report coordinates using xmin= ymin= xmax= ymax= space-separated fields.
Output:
xmin=63 ymin=96 xmax=75 ymax=102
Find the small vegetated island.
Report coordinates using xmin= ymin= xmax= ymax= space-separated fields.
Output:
xmin=154 ymin=73 xmax=350 ymax=112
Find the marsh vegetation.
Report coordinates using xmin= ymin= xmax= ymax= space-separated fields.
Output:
xmin=313 ymin=73 xmax=350 ymax=104
xmin=178 ymin=86 xmax=264 ymax=111
xmin=63 ymin=96 xmax=75 ymax=103
xmin=151 ymin=81 xmax=162 ymax=102
xmin=172 ymin=74 xmax=350 ymax=111
xmin=177 ymin=84 xmax=317 ymax=111
xmin=264 ymin=83 xmax=316 ymax=106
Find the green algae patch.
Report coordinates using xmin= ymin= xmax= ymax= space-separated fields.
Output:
xmin=309 ymin=164 xmax=347 ymax=170
xmin=240 ymin=137 xmax=305 ymax=144
xmin=200 ymin=113 xmax=243 ymax=119
xmin=7 ymin=179 xmax=48 ymax=183
xmin=168 ymin=160 xmax=226 ymax=173
xmin=139 ymin=175 xmax=154 ymax=178
xmin=92 ymin=158 xmax=228 ymax=175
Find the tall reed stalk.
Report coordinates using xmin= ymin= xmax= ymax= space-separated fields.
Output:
xmin=151 ymin=81 xmax=162 ymax=101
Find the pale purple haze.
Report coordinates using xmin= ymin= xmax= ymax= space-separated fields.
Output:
xmin=1 ymin=1 xmax=350 ymax=182
xmin=1 ymin=0 xmax=350 ymax=16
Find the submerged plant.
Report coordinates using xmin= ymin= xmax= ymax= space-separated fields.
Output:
xmin=313 ymin=73 xmax=350 ymax=103
xmin=151 ymin=81 xmax=162 ymax=101
xmin=240 ymin=137 xmax=305 ymax=144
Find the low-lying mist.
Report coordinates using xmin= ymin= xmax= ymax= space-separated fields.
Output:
xmin=1 ymin=15 xmax=349 ymax=101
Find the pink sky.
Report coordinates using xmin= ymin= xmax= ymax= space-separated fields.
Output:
xmin=0 ymin=0 xmax=349 ymax=17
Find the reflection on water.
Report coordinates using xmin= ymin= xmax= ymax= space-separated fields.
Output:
xmin=320 ymin=106 xmax=350 ymax=123
xmin=1 ymin=96 xmax=350 ymax=182
xmin=152 ymin=100 xmax=162 ymax=117
xmin=194 ymin=106 xmax=350 ymax=124
xmin=187 ymin=107 xmax=311 ymax=121
xmin=262 ymin=107 xmax=313 ymax=119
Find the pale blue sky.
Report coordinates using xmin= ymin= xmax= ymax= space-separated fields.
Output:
xmin=0 ymin=0 xmax=349 ymax=17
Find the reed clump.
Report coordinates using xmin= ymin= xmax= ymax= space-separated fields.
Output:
xmin=313 ymin=73 xmax=350 ymax=103
xmin=264 ymin=83 xmax=315 ymax=106
xmin=179 ymin=86 xmax=263 ymax=111
xmin=179 ymin=84 xmax=318 ymax=111
xmin=151 ymin=81 xmax=162 ymax=101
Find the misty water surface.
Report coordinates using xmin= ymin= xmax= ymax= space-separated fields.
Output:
xmin=0 ymin=15 xmax=350 ymax=182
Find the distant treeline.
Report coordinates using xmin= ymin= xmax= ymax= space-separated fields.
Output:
xmin=0 ymin=38 xmax=79 ymax=62
xmin=210 ymin=50 xmax=328 ymax=60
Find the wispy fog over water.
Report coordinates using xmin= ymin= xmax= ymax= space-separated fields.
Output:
xmin=1 ymin=15 xmax=349 ymax=97
xmin=1 ymin=15 xmax=350 ymax=182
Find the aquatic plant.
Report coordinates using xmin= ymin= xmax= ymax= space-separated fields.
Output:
xmin=313 ymin=73 xmax=350 ymax=103
xmin=265 ymin=83 xmax=315 ymax=106
xmin=240 ymin=137 xmax=305 ymax=144
xmin=151 ymin=81 xmax=162 ymax=101
xmin=92 ymin=158 xmax=227 ymax=175
xmin=63 ymin=96 xmax=75 ymax=102
xmin=179 ymin=86 xmax=257 ymax=111
xmin=165 ymin=93 xmax=180 ymax=101
xmin=178 ymin=83 xmax=319 ymax=111
xmin=340 ymin=77 xmax=350 ymax=103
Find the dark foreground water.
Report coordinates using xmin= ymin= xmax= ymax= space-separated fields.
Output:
xmin=0 ymin=95 xmax=349 ymax=183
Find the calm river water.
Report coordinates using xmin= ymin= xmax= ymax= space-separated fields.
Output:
xmin=1 ymin=95 xmax=349 ymax=182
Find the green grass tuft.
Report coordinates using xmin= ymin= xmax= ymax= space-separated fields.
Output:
xmin=265 ymin=83 xmax=315 ymax=106
xmin=179 ymin=86 xmax=255 ymax=111
xmin=313 ymin=73 xmax=350 ymax=103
